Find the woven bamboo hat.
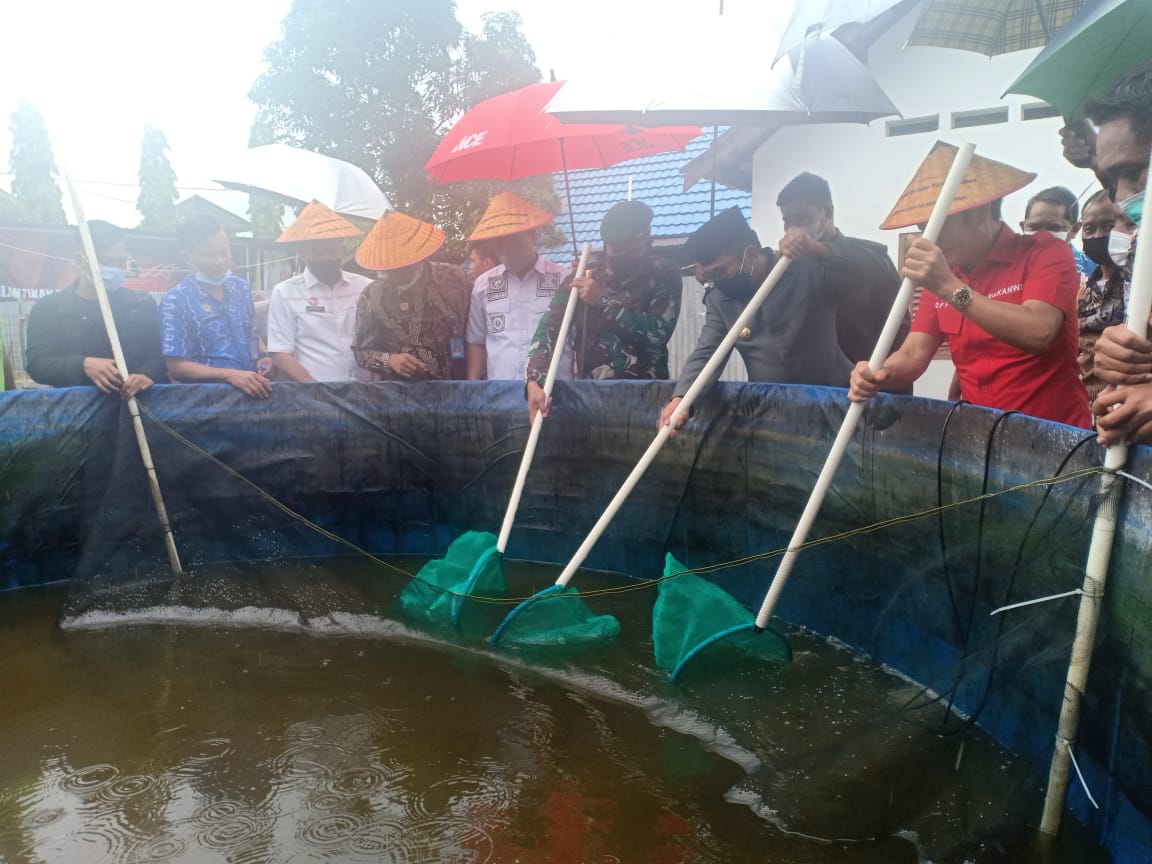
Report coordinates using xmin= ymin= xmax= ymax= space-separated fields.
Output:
xmin=880 ymin=141 xmax=1036 ymax=230
xmin=275 ymin=201 xmax=363 ymax=243
xmin=354 ymin=211 xmax=445 ymax=271
xmin=468 ymin=192 xmax=554 ymax=241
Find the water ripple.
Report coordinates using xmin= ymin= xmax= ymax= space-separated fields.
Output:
xmin=411 ymin=774 xmax=515 ymax=821
xmin=127 ymin=834 xmax=188 ymax=862
xmin=297 ymin=812 xmax=367 ymax=849
xmin=60 ymin=763 xmax=120 ymax=794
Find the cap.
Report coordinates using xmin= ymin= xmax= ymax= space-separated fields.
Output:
xmin=600 ymin=200 xmax=653 ymax=244
xmin=683 ymin=206 xmax=757 ymax=265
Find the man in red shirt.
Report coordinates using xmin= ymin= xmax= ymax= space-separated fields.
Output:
xmin=850 ymin=142 xmax=1091 ymax=428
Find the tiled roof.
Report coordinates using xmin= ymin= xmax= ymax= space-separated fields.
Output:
xmin=545 ymin=132 xmax=752 ymax=259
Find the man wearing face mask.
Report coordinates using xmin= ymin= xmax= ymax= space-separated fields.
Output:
xmin=525 ymin=200 xmax=682 ymax=421
xmin=1083 ymin=62 xmax=1152 ymax=445
xmin=266 ymin=202 xmax=372 ymax=383
xmin=465 ymin=192 xmax=571 ymax=381
xmin=1019 ymin=186 xmax=1095 ymax=278
xmin=159 ymin=214 xmax=270 ymax=399
xmin=352 ymin=211 xmax=470 ymax=381
xmin=26 ymin=220 xmax=166 ymax=396
xmin=660 ymin=205 xmax=854 ymax=434
xmin=1077 ymin=190 xmax=1135 ymax=407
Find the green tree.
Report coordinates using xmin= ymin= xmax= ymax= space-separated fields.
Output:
xmin=7 ymin=102 xmax=65 ymax=225
xmin=250 ymin=2 xmax=563 ymax=259
xmin=136 ymin=124 xmax=179 ymax=233
xmin=246 ymin=117 xmax=285 ymax=239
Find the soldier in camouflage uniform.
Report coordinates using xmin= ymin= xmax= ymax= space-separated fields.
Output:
xmin=526 ymin=200 xmax=682 ymax=421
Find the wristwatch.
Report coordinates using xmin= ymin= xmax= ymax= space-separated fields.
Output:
xmin=376 ymin=353 xmax=391 ymax=372
xmin=950 ymin=284 xmax=973 ymax=310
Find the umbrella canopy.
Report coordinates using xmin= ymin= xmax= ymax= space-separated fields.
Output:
xmin=212 ymin=144 xmax=391 ymax=220
xmin=424 ymin=81 xmax=702 ymax=183
xmin=545 ymin=35 xmax=900 ymax=127
xmin=1006 ymin=0 xmax=1152 ymax=120
xmin=906 ymin=0 xmax=1090 ymax=55
xmin=773 ymin=0 xmax=912 ymax=63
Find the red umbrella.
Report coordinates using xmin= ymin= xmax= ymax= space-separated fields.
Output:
xmin=426 ymin=81 xmax=702 ymax=182
xmin=426 ymin=81 xmax=702 ymax=254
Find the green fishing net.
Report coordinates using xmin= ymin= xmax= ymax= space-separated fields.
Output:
xmin=397 ymin=531 xmax=506 ymax=628
xmin=653 ymin=554 xmax=791 ymax=680
xmin=491 ymin=585 xmax=621 ymax=647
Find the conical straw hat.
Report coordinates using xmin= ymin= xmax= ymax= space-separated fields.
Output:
xmin=355 ymin=211 xmax=445 ymax=271
xmin=276 ymin=200 xmax=363 ymax=243
xmin=880 ymin=141 xmax=1037 ymax=230
xmin=468 ymin=192 xmax=554 ymax=241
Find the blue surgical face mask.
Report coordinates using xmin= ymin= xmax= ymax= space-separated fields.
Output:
xmin=195 ymin=270 xmax=231 ymax=287
xmin=99 ymin=266 xmax=126 ymax=292
xmin=1118 ymin=191 xmax=1144 ymax=228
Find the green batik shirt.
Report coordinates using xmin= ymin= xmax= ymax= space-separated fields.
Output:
xmin=526 ymin=257 xmax=682 ymax=383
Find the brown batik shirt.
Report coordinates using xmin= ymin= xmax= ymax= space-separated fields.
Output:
xmin=352 ymin=261 xmax=470 ymax=380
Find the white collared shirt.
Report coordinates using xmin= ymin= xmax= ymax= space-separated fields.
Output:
xmin=267 ymin=268 xmax=372 ymax=382
xmin=466 ymin=255 xmax=573 ymax=381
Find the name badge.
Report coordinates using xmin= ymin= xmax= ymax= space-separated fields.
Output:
xmin=305 ymin=305 xmax=326 ymax=313
xmin=450 ymin=336 xmax=465 ymax=359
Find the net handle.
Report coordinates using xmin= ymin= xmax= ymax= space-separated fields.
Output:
xmin=552 ymin=253 xmax=795 ymax=588
xmin=753 ymin=141 xmax=976 ymax=631
xmin=62 ymin=166 xmax=183 ymax=578
xmin=496 ymin=242 xmax=592 ymax=553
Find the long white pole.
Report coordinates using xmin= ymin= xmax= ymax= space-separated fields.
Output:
xmin=1039 ymin=151 xmax=1152 ymax=837
xmin=754 ymin=142 xmax=976 ymax=630
xmin=552 ymin=253 xmax=795 ymax=588
xmin=63 ymin=168 xmax=183 ymax=577
xmin=496 ymin=242 xmax=592 ymax=553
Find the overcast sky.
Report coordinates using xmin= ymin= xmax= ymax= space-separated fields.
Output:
xmin=0 ymin=0 xmax=790 ymax=226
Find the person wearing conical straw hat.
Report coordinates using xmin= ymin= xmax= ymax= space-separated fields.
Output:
xmin=266 ymin=201 xmax=372 ymax=382
xmin=849 ymin=141 xmax=1090 ymax=428
xmin=351 ymin=211 xmax=469 ymax=381
xmin=464 ymin=192 xmax=572 ymax=381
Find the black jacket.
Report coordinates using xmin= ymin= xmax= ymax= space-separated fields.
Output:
xmin=25 ymin=284 xmax=167 ymax=387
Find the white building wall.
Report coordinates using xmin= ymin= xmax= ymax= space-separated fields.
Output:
xmin=748 ymin=8 xmax=1101 ymax=399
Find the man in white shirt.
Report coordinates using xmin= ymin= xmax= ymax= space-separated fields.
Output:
xmin=267 ymin=201 xmax=373 ymax=383
xmin=465 ymin=192 xmax=571 ymax=381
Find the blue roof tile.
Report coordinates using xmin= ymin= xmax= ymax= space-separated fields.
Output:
xmin=544 ymin=133 xmax=751 ymax=261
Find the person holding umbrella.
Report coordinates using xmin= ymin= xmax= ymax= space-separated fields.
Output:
xmin=526 ymin=200 xmax=682 ymax=422
xmin=465 ymin=192 xmax=572 ymax=381
xmin=352 ymin=211 xmax=470 ymax=381
xmin=849 ymin=143 xmax=1091 ymax=429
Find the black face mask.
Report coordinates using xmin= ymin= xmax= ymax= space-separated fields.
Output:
xmin=308 ymin=260 xmax=343 ymax=285
xmin=607 ymin=254 xmax=645 ymax=281
xmin=1082 ymin=235 xmax=1111 ymax=268
xmin=715 ymin=271 xmax=755 ymax=302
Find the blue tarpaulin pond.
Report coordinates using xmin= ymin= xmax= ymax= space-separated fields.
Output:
xmin=0 ymin=381 xmax=1149 ymax=861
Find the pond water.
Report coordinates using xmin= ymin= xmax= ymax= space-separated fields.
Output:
xmin=0 ymin=558 xmax=1111 ymax=863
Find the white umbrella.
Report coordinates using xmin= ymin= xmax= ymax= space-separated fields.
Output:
xmin=544 ymin=35 xmax=900 ymax=127
xmin=212 ymin=143 xmax=391 ymax=220
xmin=772 ymin=0 xmax=913 ymax=64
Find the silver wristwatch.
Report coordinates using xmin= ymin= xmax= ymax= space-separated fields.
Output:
xmin=950 ymin=284 xmax=973 ymax=310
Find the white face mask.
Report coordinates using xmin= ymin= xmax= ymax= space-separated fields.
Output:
xmin=1109 ymin=231 xmax=1133 ymax=268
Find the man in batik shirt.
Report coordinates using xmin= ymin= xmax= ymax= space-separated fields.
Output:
xmin=352 ymin=212 xmax=470 ymax=381
xmin=525 ymin=200 xmax=682 ymax=422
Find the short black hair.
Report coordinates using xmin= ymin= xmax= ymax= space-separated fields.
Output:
xmin=1087 ymin=61 xmax=1152 ymax=148
xmin=776 ymin=172 xmax=833 ymax=213
xmin=176 ymin=213 xmax=224 ymax=251
xmin=86 ymin=220 xmax=125 ymax=257
xmin=1083 ymin=188 xmax=1114 ymax=211
xmin=1025 ymin=186 xmax=1079 ymax=223
xmin=467 ymin=240 xmax=498 ymax=260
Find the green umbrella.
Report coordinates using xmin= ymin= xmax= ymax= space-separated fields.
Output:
xmin=1006 ymin=0 xmax=1152 ymax=120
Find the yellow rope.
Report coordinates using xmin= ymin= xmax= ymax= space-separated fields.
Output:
xmin=136 ymin=403 xmax=1104 ymax=606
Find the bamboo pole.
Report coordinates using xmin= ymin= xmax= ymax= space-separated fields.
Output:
xmin=63 ymin=167 xmax=183 ymax=578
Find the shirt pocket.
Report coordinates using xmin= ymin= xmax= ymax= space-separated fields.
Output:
xmin=937 ymin=304 xmax=963 ymax=336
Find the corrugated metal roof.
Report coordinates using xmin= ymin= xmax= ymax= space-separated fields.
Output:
xmin=546 ymin=132 xmax=752 ymax=259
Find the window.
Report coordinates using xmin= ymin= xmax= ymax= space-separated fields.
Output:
xmin=886 ymin=115 xmax=940 ymax=137
xmin=1021 ymin=102 xmax=1061 ymax=121
xmin=951 ymin=107 xmax=1010 ymax=129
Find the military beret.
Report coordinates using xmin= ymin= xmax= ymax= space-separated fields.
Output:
xmin=683 ymin=206 xmax=757 ymax=265
xmin=600 ymin=200 xmax=653 ymax=244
